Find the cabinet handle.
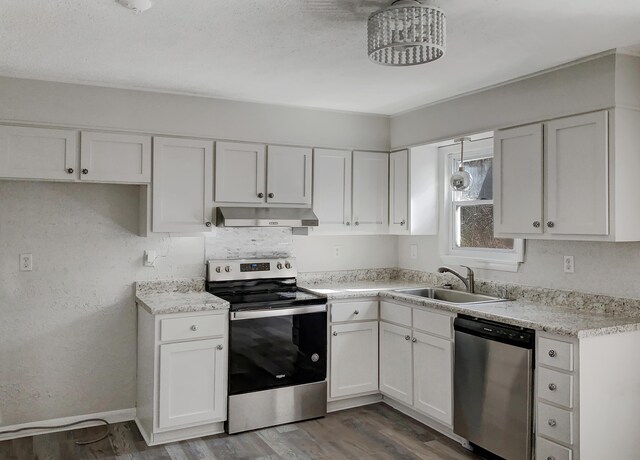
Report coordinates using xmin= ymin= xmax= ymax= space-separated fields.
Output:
xmin=547 ymin=221 xmax=555 ymax=228
xmin=533 ymin=221 xmax=541 ymax=228
xmin=400 ymin=219 xmax=406 ymax=226
xmin=345 ymin=221 xmax=350 ymax=226
xmin=547 ymin=419 xmax=557 ymax=427
xmin=355 ymin=221 xmax=360 ymax=226
xmin=82 ymin=169 xmax=88 ymax=175
xmin=548 ymin=383 xmax=557 ymax=391
xmin=268 ymin=193 xmax=274 ymax=198
xmin=547 ymin=457 xmax=556 ymax=460
xmin=353 ymin=310 xmax=359 ymax=315
xmin=333 ymin=331 xmax=338 ymax=336
xmin=205 ymin=221 xmax=212 ymax=227
xmin=258 ymin=192 xmax=264 ymax=198
xmin=216 ymin=344 xmax=223 ymax=350
xmin=411 ymin=337 xmax=417 ymax=343
xmin=548 ymin=349 xmax=557 ymax=358
xmin=190 ymin=325 xmax=198 ymax=331
xmin=67 ymin=168 xmax=74 ymax=174
xmin=405 ymin=335 xmax=411 ymax=341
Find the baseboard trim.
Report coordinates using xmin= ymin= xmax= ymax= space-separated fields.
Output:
xmin=0 ymin=408 xmax=136 ymax=442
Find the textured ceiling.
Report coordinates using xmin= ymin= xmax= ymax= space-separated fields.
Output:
xmin=1 ymin=0 xmax=640 ymax=115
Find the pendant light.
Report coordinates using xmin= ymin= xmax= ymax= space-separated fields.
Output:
xmin=450 ymin=137 xmax=472 ymax=191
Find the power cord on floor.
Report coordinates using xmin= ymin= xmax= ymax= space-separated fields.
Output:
xmin=0 ymin=417 xmax=110 ymax=445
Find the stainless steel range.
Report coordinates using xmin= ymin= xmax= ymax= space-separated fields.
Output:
xmin=206 ymin=257 xmax=327 ymax=434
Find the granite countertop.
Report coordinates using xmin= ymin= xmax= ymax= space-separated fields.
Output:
xmin=135 ymin=278 xmax=229 ymax=315
xmin=300 ymin=282 xmax=640 ymax=338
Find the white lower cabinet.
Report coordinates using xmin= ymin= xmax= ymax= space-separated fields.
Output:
xmin=412 ymin=331 xmax=452 ymax=424
xmin=379 ymin=322 xmax=413 ymax=405
xmin=330 ymin=321 xmax=379 ymax=398
xmin=136 ymin=308 xmax=228 ymax=446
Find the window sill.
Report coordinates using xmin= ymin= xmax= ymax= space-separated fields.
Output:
xmin=440 ymin=254 xmax=521 ymax=273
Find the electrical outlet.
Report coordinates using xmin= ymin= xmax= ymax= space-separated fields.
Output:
xmin=143 ymin=250 xmax=157 ymax=267
xmin=333 ymin=246 xmax=342 ymax=259
xmin=410 ymin=244 xmax=418 ymax=259
xmin=20 ymin=253 xmax=32 ymax=272
xmin=564 ymin=255 xmax=575 ymax=274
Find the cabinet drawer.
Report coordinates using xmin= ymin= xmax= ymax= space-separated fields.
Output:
xmin=536 ymin=437 xmax=572 ymax=460
xmin=380 ymin=301 xmax=412 ymax=327
xmin=413 ymin=308 xmax=452 ymax=339
xmin=160 ymin=314 xmax=226 ymax=342
xmin=538 ymin=367 xmax=573 ymax=409
xmin=538 ymin=337 xmax=574 ymax=371
xmin=331 ymin=301 xmax=378 ymax=322
xmin=537 ymin=402 xmax=573 ymax=445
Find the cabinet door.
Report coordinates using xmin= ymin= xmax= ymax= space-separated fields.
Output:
xmin=80 ymin=131 xmax=151 ymax=183
xmin=413 ymin=331 xmax=453 ymax=425
xmin=546 ymin=111 xmax=609 ymax=236
xmin=158 ymin=338 xmax=226 ymax=429
xmin=330 ymin=321 xmax=378 ymax=399
xmin=0 ymin=126 xmax=78 ymax=181
xmin=494 ymin=124 xmax=544 ymax=235
xmin=152 ymin=137 xmax=213 ymax=233
xmin=267 ymin=145 xmax=312 ymax=205
xmin=379 ymin=322 xmax=413 ymax=405
xmin=389 ymin=150 xmax=409 ymax=234
xmin=215 ymin=142 xmax=265 ymax=203
xmin=312 ymin=149 xmax=352 ymax=233
xmin=352 ymin=151 xmax=389 ymax=233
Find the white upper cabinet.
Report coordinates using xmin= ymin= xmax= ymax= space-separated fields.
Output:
xmin=0 ymin=126 xmax=78 ymax=181
xmin=389 ymin=150 xmax=409 ymax=234
xmin=312 ymin=149 xmax=352 ymax=233
xmin=546 ymin=111 xmax=608 ymax=236
xmin=152 ymin=137 xmax=213 ymax=233
xmin=215 ymin=142 xmax=266 ymax=204
xmin=266 ymin=145 xmax=312 ymax=205
xmin=80 ymin=131 xmax=151 ymax=183
xmin=352 ymin=151 xmax=389 ymax=233
xmin=494 ymin=124 xmax=544 ymax=235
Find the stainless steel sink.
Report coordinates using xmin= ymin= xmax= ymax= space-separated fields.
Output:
xmin=392 ymin=287 xmax=506 ymax=305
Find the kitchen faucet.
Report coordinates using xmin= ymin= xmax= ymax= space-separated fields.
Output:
xmin=438 ymin=266 xmax=475 ymax=293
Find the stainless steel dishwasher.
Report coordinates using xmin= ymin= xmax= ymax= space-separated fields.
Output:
xmin=453 ymin=315 xmax=535 ymax=460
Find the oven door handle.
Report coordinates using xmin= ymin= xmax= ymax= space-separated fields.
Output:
xmin=231 ymin=304 xmax=327 ymax=320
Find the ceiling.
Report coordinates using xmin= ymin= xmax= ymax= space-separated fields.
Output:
xmin=1 ymin=0 xmax=640 ymax=115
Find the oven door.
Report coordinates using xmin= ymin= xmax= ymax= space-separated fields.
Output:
xmin=229 ymin=304 xmax=327 ymax=395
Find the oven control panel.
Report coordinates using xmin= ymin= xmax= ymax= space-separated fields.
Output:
xmin=207 ymin=258 xmax=296 ymax=281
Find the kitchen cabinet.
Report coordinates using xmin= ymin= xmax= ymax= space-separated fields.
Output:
xmin=379 ymin=300 xmax=454 ymax=427
xmin=80 ymin=131 xmax=151 ymax=183
xmin=389 ymin=150 xmax=408 ymax=233
xmin=0 ymin=125 xmax=78 ymax=181
xmin=494 ymin=109 xmax=640 ymax=241
xmin=215 ymin=142 xmax=311 ymax=206
xmin=152 ymin=137 xmax=213 ymax=233
xmin=329 ymin=299 xmax=379 ymax=400
xmin=352 ymin=151 xmax=388 ymax=233
xmin=312 ymin=148 xmax=352 ymax=233
xmin=136 ymin=308 xmax=228 ymax=446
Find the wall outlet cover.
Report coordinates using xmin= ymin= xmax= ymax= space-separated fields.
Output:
xmin=410 ymin=244 xmax=418 ymax=259
xmin=20 ymin=253 xmax=33 ymax=272
xmin=333 ymin=246 xmax=342 ymax=259
xmin=564 ymin=255 xmax=575 ymax=274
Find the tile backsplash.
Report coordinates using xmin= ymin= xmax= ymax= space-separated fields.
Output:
xmin=204 ymin=227 xmax=294 ymax=260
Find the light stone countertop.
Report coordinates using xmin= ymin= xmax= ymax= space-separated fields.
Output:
xmin=300 ymin=282 xmax=640 ymax=338
xmin=135 ymin=278 xmax=229 ymax=315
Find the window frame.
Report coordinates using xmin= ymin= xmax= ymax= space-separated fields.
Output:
xmin=438 ymin=137 xmax=524 ymax=272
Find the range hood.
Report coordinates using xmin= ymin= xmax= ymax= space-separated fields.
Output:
xmin=216 ymin=207 xmax=319 ymax=228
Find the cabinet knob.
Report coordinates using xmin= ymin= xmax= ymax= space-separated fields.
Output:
xmin=353 ymin=310 xmax=359 ymax=315
xmin=548 ymin=383 xmax=557 ymax=391
xmin=82 ymin=168 xmax=88 ymax=175
xmin=216 ymin=344 xmax=223 ymax=350
xmin=215 ymin=266 xmax=221 ymax=273
xmin=345 ymin=221 xmax=350 ymax=226
xmin=548 ymin=419 xmax=557 ymax=427
xmin=258 ymin=192 xmax=264 ymax=198
xmin=405 ymin=335 xmax=411 ymax=341
xmin=400 ymin=219 xmax=406 ymax=226
xmin=333 ymin=331 xmax=338 ymax=336
xmin=225 ymin=266 xmax=231 ymax=272
xmin=547 ymin=221 xmax=555 ymax=228
xmin=412 ymin=337 xmax=417 ymax=343
xmin=533 ymin=221 xmax=541 ymax=228
xmin=285 ymin=262 xmax=292 ymax=269
xmin=277 ymin=263 xmax=284 ymax=270
xmin=547 ymin=457 xmax=556 ymax=460
xmin=548 ymin=349 xmax=557 ymax=358
xmin=355 ymin=221 xmax=360 ymax=226
xmin=268 ymin=193 xmax=274 ymax=198
xmin=67 ymin=168 xmax=74 ymax=174
xmin=190 ymin=325 xmax=198 ymax=331
xmin=205 ymin=221 xmax=212 ymax=227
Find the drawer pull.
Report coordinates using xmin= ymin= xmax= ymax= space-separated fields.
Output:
xmin=354 ymin=310 xmax=360 ymax=315
xmin=333 ymin=331 xmax=338 ymax=336
xmin=548 ymin=419 xmax=557 ymax=427
xmin=405 ymin=335 xmax=411 ymax=341
xmin=548 ymin=349 xmax=557 ymax=358
xmin=190 ymin=325 xmax=198 ymax=331
xmin=547 ymin=457 xmax=556 ymax=460
xmin=216 ymin=344 xmax=223 ymax=350
xmin=548 ymin=383 xmax=557 ymax=391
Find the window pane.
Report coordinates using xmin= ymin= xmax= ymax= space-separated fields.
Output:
xmin=455 ymin=204 xmax=514 ymax=249
xmin=453 ymin=157 xmax=493 ymax=201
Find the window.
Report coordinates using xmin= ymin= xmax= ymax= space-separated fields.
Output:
xmin=439 ymin=137 xmax=524 ymax=272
